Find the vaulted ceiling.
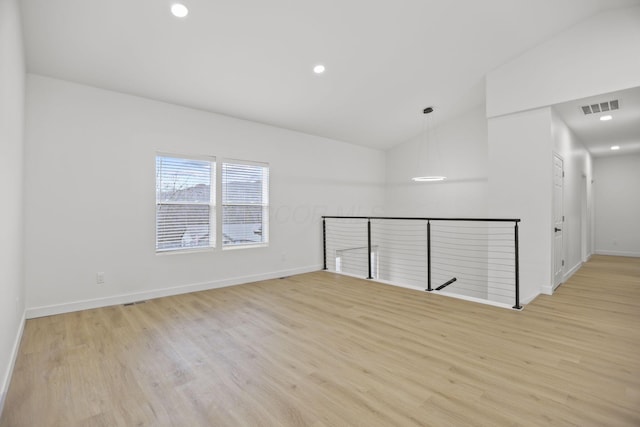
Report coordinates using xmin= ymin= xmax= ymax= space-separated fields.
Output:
xmin=19 ymin=0 xmax=640 ymax=150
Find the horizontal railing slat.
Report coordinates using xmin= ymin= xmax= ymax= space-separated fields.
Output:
xmin=322 ymin=216 xmax=520 ymax=222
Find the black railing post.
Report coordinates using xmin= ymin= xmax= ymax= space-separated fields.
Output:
xmin=427 ymin=220 xmax=432 ymax=291
xmin=322 ymin=218 xmax=327 ymax=270
xmin=367 ymin=219 xmax=373 ymax=279
xmin=321 ymin=215 xmax=522 ymax=310
xmin=513 ymin=221 xmax=522 ymax=310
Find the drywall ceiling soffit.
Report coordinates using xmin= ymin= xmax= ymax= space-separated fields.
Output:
xmin=19 ymin=0 xmax=640 ymax=149
xmin=554 ymin=86 xmax=640 ymax=157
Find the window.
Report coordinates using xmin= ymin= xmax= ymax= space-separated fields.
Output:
xmin=156 ymin=155 xmax=215 ymax=252
xmin=222 ymin=160 xmax=269 ymax=248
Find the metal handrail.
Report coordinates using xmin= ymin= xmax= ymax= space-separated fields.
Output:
xmin=322 ymin=216 xmax=522 ymax=310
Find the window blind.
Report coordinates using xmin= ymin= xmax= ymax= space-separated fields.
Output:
xmin=222 ymin=161 xmax=269 ymax=247
xmin=156 ymin=155 xmax=216 ymax=252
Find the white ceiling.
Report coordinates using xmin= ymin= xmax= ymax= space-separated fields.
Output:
xmin=554 ymin=86 xmax=640 ymax=157
xmin=19 ymin=0 xmax=640 ymax=150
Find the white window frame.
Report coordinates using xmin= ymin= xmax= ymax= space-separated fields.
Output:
xmin=155 ymin=153 xmax=216 ymax=253
xmin=221 ymin=159 xmax=270 ymax=249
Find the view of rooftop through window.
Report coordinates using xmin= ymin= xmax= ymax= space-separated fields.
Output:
xmin=156 ymin=155 xmax=215 ymax=252
xmin=222 ymin=162 xmax=269 ymax=247
xmin=156 ymin=156 xmax=269 ymax=251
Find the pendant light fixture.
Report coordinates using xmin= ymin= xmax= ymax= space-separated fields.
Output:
xmin=412 ymin=106 xmax=446 ymax=182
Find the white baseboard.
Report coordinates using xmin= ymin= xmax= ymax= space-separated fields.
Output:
xmin=0 ymin=310 xmax=25 ymax=418
xmin=540 ymin=285 xmax=553 ymax=295
xmin=521 ymin=291 xmax=540 ymax=305
xmin=537 ymin=260 xmax=585 ymax=299
xmin=26 ymin=265 xmax=322 ymax=319
xmin=563 ymin=261 xmax=582 ymax=282
xmin=594 ymin=250 xmax=640 ymax=258
xmin=537 ymin=260 xmax=584 ymax=299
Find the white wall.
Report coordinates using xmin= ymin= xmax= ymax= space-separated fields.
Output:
xmin=385 ymin=105 xmax=489 ymax=217
xmin=24 ymin=75 xmax=386 ymax=317
xmin=551 ymin=108 xmax=594 ymax=279
xmin=485 ymin=6 xmax=640 ymax=301
xmin=0 ymin=0 xmax=26 ymax=414
xmin=594 ymin=154 xmax=640 ymax=257
xmin=488 ymin=107 xmax=553 ymax=302
xmin=16 ymin=2 xmax=640 ymax=331
xmin=487 ymin=6 xmax=640 ymax=118
xmin=384 ymin=106 xmax=498 ymax=301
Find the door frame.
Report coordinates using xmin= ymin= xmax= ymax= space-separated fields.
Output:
xmin=552 ymin=152 xmax=564 ymax=290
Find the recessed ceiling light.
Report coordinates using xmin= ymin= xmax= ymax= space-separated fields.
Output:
xmin=171 ymin=3 xmax=189 ymax=18
xmin=600 ymin=115 xmax=613 ymax=121
xmin=611 ymin=145 xmax=620 ymax=150
xmin=313 ymin=64 xmax=325 ymax=74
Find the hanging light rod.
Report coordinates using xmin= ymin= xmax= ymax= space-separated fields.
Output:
xmin=412 ymin=106 xmax=446 ymax=182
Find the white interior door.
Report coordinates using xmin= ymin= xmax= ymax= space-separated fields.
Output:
xmin=553 ymin=154 xmax=564 ymax=289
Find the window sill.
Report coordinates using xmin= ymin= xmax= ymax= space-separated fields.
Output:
xmin=156 ymin=247 xmax=215 ymax=256
xmin=222 ymin=243 xmax=269 ymax=251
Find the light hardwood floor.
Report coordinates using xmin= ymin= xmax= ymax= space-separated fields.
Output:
xmin=2 ymin=255 xmax=639 ymax=426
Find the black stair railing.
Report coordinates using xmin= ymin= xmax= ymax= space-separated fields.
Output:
xmin=322 ymin=216 xmax=522 ymax=310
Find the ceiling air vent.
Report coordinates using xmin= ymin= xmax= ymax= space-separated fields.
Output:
xmin=581 ymin=100 xmax=619 ymax=115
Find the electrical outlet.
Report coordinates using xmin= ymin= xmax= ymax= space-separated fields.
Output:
xmin=281 ymin=252 xmax=287 ymax=262
xmin=96 ymin=272 xmax=105 ymax=284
